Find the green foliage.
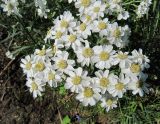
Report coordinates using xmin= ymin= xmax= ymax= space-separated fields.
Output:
xmin=62 ymin=115 xmax=71 ymax=124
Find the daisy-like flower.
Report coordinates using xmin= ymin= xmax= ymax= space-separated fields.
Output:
xmin=34 ymin=46 xmax=52 ymax=60
xmin=127 ymin=72 xmax=149 ymax=97
xmin=76 ymin=80 xmax=102 ymax=106
xmin=64 ymin=67 xmax=90 ymax=93
xmin=52 ymin=28 xmax=67 ymax=46
xmin=80 ymin=13 xmax=95 ymax=24
xmin=94 ymin=70 xmax=112 ymax=94
xmin=62 ymin=31 xmax=83 ymax=50
xmin=129 ymin=49 xmax=150 ymax=69
xmin=92 ymin=18 xmax=110 ymax=37
xmin=86 ymin=0 xmax=106 ymax=19
xmin=32 ymin=57 xmax=50 ymax=73
xmin=1 ymin=0 xmax=21 ymax=16
xmin=20 ymin=55 xmax=34 ymax=77
xmin=75 ymin=40 xmax=94 ymax=66
xmin=121 ymin=61 xmax=144 ymax=77
xmin=107 ymin=22 xmax=125 ymax=48
xmin=112 ymin=51 xmax=131 ymax=68
xmin=76 ymin=21 xmax=92 ymax=39
xmin=92 ymin=45 xmax=116 ymax=69
xmin=52 ymin=51 xmax=75 ymax=74
xmin=108 ymin=73 xmax=130 ymax=98
xmin=54 ymin=11 xmax=77 ymax=32
xmin=101 ymin=96 xmax=118 ymax=112
xmin=75 ymin=0 xmax=96 ymax=14
xmin=26 ymin=75 xmax=46 ymax=98
xmin=44 ymin=67 xmax=62 ymax=87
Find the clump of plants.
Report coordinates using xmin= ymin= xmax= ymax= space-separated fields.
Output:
xmin=1 ymin=0 xmax=152 ymax=113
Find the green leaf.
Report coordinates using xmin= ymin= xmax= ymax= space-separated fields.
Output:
xmin=59 ymin=85 xmax=66 ymax=95
xmin=62 ymin=115 xmax=71 ymax=124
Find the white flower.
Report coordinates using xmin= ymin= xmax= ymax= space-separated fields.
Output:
xmin=20 ymin=55 xmax=34 ymax=76
xmin=44 ymin=67 xmax=62 ymax=87
xmin=107 ymin=22 xmax=126 ymax=48
xmin=76 ymin=81 xmax=102 ymax=106
xmin=32 ymin=57 xmax=50 ymax=73
xmin=127 ymin=72 xmax=149 ymax=97
xmin=52 ymin=51 xmax=75 ymax=74
xmin=26 ymin=75 xmax=46 ymax=98
xmin=75 ymin=0 xmax=96 ymax=14
xmin=64 ymin=67 xmax=90 ymax=93
xmin=101 ymin=97 xmax=118 ymax=112
xmin=75 ymin=40 xmax=94 ymax=66
xmin=92 ymin=45 xmax=115 ymax=69
xmin=112 ymin=51 xmax=131 ymax=68
xmin=92 ymin=18 xmax=110 ymax=37
xmin=86 ymin=1 xmax=106 ymax=19
xmin=34 ymin=46 xmax=53 ymax=60
xmin=54 ymin=11 xmax=77 ymax=32
xmin=1 ymin=0 xmax=21 ymax=16
xmin=108 ymin=73 xmax=130 ymax=98
xmin=94 ymin=70 xmax=112 ymax=94
xmin=62 ymin=31 xmax=83 ymax=50
xmin=80 ymin=13 xmax=95 ymax=24
xmin=76 ymin=21 xmax=92 ymax=39
xmin=52 ymin=28 xmax=67 ymax=46
xmin=129 ymin=49 xmax=150 ymax=69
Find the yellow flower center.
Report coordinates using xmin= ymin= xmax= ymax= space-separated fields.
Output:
xmin=68 ymin=35 xmax=77 ymax=42
xmin=130 ymin=63 xmax=141 ymax=73
xmin=81 ymin=0 xmax=91 ymax=7
xmin=7 ymin=3 xmax=14 ymax=10
xmin=117 ymin=53 xmax=128 ymax=59
xmin=106 ymin=99 xmax=113 ymax=106
xmin=113 ymin=29 xmax=121 ymax=38
xmin=60 ymin=20 xmax=69 ymax=28
xmin=82 ymin=48 xmax=94 ymax=58
xmin=72 ymin=76 xmax=82 ymax=85
xmin=25 ymin=61 xmax=32 ymax=70
xmin=48 ymin=72 xmax=55 ymax=80
xmin=84 ymin=87 xmax=94 ymax=97
xmin=99 ymin=51 xmax=110 ymax=61
xmin=98 ymin=22 xmax=107 ymax=30
xmin=57 ymin=60 xmax=68 ymax=69
xmin=136 ymin=80 xmax=143 ymax=88
xmin=100 ymin=77 xmax=109 ymax=87
xmin=79 ymin=23 xmax=86 ymax=31
xmin=55 ymin=31 xmax=62 ymax=39
xmin=31 ymin=81 xmax=38 ymax=91
xmin=94 ymin=7 xmax=100 ymax=13
xmin=85 ymin=14 xmax=91 ymax=22
xmin=35 ymin=62 xmax=45 ymax=72
xmin=115 ymin=82 xmax=124 ymax=91
xmin=38 ymin=49 xmax=46 ymax=56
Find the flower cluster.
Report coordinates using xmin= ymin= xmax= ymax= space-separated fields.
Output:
xmin=136 ymin=0 xmax=152 ymax=18
xmin=21 ymin=0 xmax=151 ymax=112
